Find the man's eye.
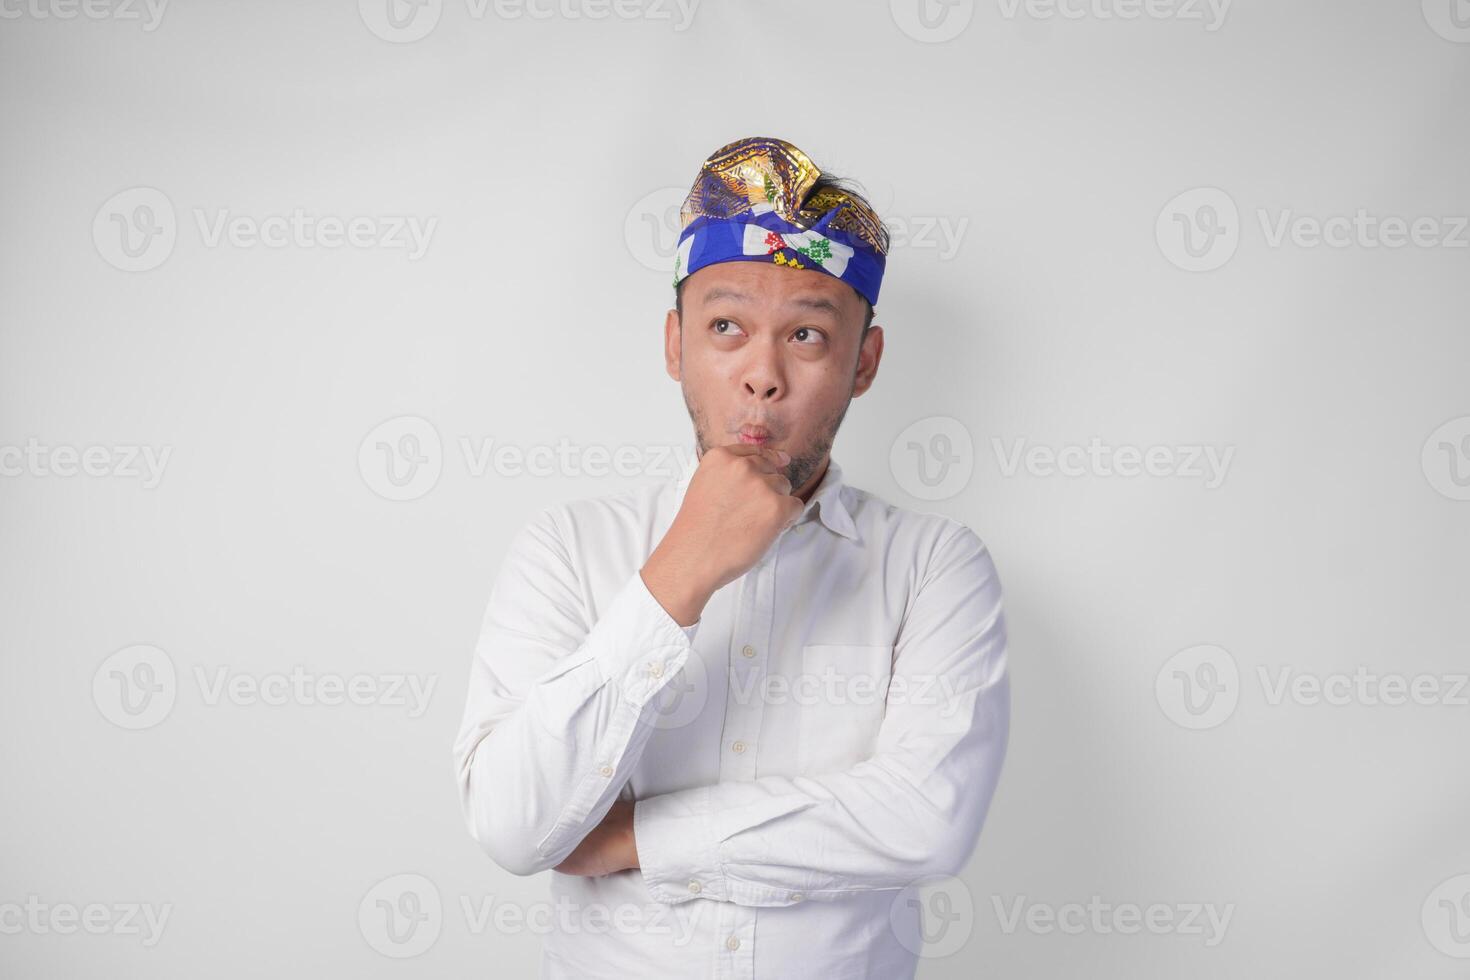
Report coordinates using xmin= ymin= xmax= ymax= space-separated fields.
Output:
xmin=792 ymin=327 xmax=826 ymax=344
xmin=711 ymin=318 xmax=744 ymax=336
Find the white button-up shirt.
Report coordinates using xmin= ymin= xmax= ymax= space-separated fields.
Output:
xmin=453 ymin=457 xmax=1010 ymax=979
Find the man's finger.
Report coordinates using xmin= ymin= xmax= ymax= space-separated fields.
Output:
xmin=723 ymin=443 xmax=791 ymax=466
xmin=744 ymin=450 xmax=793 ymax=477
xmin=760 ymin=472 xmax=794 ymax=496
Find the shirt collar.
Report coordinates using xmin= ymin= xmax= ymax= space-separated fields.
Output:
xmin=673 ymin=454 xmax=858 ymax=543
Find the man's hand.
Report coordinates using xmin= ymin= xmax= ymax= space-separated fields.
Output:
xmin=641 ymin=445 xmax=803 ymax=626
xmin=552 ymin=799 xmax=639 ymax=877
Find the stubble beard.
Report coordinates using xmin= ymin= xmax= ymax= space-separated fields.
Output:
xmin=681 ymin=384 xmax=851 ymax=496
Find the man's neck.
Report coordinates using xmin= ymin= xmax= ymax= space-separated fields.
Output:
xmin=793 ymin=455 xmax=830 ymax=504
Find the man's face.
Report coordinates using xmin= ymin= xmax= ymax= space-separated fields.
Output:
xmin=663 ymin=260 xmax=884 ymax=499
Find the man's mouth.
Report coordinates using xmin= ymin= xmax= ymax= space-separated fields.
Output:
xmin=737 ymin=424 xmax=772 ymax=445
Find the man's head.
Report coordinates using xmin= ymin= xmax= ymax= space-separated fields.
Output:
xmin=666 ymin=140 xmax=890 ymax=500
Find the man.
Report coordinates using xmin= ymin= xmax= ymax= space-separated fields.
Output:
xmin=453 ymin=136 xmax=1010 ymax=978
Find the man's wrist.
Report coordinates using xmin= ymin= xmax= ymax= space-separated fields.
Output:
xmin=640 ymin=548 xmax=714 ymax=627
xmin=625 ymin=805 xmax=641 ymax=870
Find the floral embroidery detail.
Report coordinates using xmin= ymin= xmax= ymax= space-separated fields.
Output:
xmin=753 ymin=228 xmax=839 ymax=272
xmin=797 ymin=237 xmax=833 ymax=263
xmin=761 ymin=230 xmax=831 ymax=269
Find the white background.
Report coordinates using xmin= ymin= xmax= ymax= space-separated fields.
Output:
xmin=2 ymin=0 xmax=1468 ymax=976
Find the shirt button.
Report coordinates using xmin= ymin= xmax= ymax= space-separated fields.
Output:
xmin=790 ymin=892 xmax=804 ymax=902
xmin=731 ymin=740 xmax=746 ymax=754
xmin=648 ymin=662 xmax=664 ymax=678
xmin=687 ymin=880 xmax=702 ymax=894
xmin=599 ymin=764 xmax=613 ymax=777
xmin=725 ymin=936 xmax=740 ymax=951
xmin=741 ymin=645 xmax=756 ymax=658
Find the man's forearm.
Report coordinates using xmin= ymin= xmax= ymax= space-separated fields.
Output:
xmin=640 ymin=547 xmax=715 ymax=627
xmin=554 ymin=799 xmax=641 ymax=876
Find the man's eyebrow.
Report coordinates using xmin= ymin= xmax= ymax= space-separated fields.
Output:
xmin=700 ymin=287 xmax=843 ymax=318
xmin=788 ymin=295 xmax=842 ymax=318
xmin=700 ymin=287 xmax=751 ymax=305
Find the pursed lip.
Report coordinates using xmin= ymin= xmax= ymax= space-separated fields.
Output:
xmin=737 ymin=424 xmax=773 ymax=445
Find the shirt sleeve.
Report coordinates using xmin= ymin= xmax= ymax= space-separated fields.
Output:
xmin=634 ymin=524 xmax=1009 ymax=907
xmin=453 ymin=506 xmax=701 ymax=877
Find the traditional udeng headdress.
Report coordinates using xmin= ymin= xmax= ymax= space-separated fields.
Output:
xmin=672 ymin=136 xmax=888 ymax=306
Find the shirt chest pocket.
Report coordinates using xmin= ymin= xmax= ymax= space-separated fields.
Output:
xmin=795 ymin=643 xmax=893 ymax=775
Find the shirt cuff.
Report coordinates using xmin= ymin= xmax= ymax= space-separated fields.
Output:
xmin=635 ymin=786 xmax=724 ymax=904
xmin=636 ymin=785 xmax=820 ymax=906
xmin=589 ymin=570 xmax=699 ymax=707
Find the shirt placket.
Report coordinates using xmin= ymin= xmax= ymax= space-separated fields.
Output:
xmin=713 ymin=529 xmax=783 ymax=980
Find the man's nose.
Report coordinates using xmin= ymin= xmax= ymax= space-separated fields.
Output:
xmin=742 ymin=358 xmax=783 ymax=400
xmin=738 ymin=335 xmax=787 ymax=399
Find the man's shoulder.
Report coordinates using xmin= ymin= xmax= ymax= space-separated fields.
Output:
xmin=842 ymin=483 xmax=1004 ymax=610
xmin=517 ymin=478 xmax=674 ymax=544
xmin=842 ymin=479 xmax=992 ymax=558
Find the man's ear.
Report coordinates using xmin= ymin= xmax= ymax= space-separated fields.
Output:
xmin=852 ymin=323 xmax=884 ymax=397
xmin=664 ymin=308 xmax=682 ymax=381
